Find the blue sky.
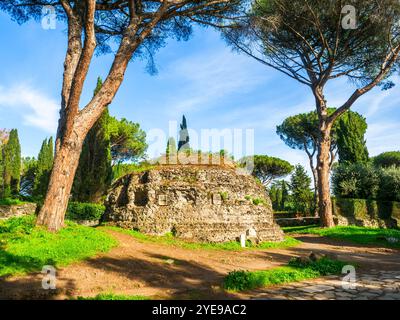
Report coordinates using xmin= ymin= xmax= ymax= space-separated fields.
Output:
xmin=0 ymin=11 xmax=399 ymax=174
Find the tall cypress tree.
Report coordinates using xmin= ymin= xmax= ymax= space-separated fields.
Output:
xmin=0 ymin=130 xmax=9 ymax=198
xmin=178 ymin=115 xmax=190 ymax=151
xmin=33 ymin=137 xmax=54 ymax=198
xmin=280 ymin=180 xmax=289 ymax=211
xmin=72 ymin=77 xmax=112 ymax=203
xmin=337 ymin=111 xmax=369 ymax=164
xmin=2 ymin=129 xmax=21 ymax=198
xmin=290 ymin=165 xmax=313 ymax=214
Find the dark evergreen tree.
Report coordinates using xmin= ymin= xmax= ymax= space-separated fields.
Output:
xmin=280 ymin=180 xmax=290 ymax=211
xmin=0 ymin=130 xmax=9 ymax=197
xmin=33 ymin=137 xmax=54 ymax=198
xmin=72 ymin=77 xmax=112 ymax=203
xmin=2 ymin=129 xmax=21 ymax=198
xmin=290 ymin=165 xmax=314 ymax=215
xmin=178 ymin=115 xmax=190 ymax=151
xmin=337 ymin=111 xmax=369 ymax=164
xmin=269 ymin=181 xmax=283 ymax=211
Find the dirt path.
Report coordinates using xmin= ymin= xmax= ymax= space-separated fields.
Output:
xmin=1 ymin=230 xmax=399 ymax=300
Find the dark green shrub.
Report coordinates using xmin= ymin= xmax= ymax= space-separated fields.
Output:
xmin=66 ymin=202 xmax=105 ymax=221
xmin=224 ymin=271 xmax=254 ymax=291
xmin=223 ymin=258 xmax=347 ymax=291
xmin=378 ymin=167 xmax=400 ymax=202
xmin=288 ymin=257 xmax=346 ymax=276
xmin=332 ymin=163 xmax=379 ymax=199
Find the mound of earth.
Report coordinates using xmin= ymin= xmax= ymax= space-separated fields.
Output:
xmin=104 ymin=165 xmax=284 ymax=243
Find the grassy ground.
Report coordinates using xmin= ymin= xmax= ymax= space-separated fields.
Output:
xmin=0 ymin=198 xmax=29 ymax=206
xmin=283 ymin=225 xmax=400 ymax=248
xmin=107 ymin=226 xmax=301 ymax=251
xmin=223 ymin=257 xmax=347 ymax=292
xmin=75 ymin=293 xmax=150 ymax=300
xmin=0 ymin=215 xmax=118 ymax=277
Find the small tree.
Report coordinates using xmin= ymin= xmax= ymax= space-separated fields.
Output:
xmin=336 ymin=111 xmax=369 ymax=164
xmin=2 ymin=129 xmax=21 ymax=198
xmin=269 ymin=182 xmax=282 ymax=211
xmin=269 ymin=179 xmax=290 ymax=211
xmin=249 ymin=155 xmax=293 ymax=187
xmin=290 ymin=165 xmax=314 ymax=215
xmin=225 ymin=0 xmax=400 ymax=227
xmin=280 ymin=180 xmax=290 ymax=211
xmin=33 ymin=137 xmax=54 ymax=198
xmin=109 ymin=117 xmax=147 ymax=166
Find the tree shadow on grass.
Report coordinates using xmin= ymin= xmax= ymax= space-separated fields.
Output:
xmin=0 ymin=249 xmax=76 ymax=300
xmin=0 ymin=246 xmax=61 ymax=272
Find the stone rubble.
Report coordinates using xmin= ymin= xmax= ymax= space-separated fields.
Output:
xmin=252 ymin=270 xmax=400 ymax=300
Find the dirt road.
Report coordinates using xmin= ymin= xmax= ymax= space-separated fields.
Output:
xmin=1 ymin=230 xmax=399 ymax=300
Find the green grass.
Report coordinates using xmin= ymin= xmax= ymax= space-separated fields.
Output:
xmin=223 ymin=257 xmax=347 ymax=292
xmin=283 ymin=225 xmax=400 ymax=248
xmin=75 ymin=293 xmax=150 ymax=300
xmin=0 ymin=198 xmax=28 ymax=206
xmin=282 ymin=225 xmax=320 ymax=234
xmin=108 ymin=226 xmax=301 ymax=251
xmin=0 ymin=215 xmax=118 ymax=277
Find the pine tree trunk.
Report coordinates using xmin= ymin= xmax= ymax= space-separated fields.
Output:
xmin=316 ymin=128 xmax=335 ymax=228
xmin=36 ymin=136 xmax=83 ymax=232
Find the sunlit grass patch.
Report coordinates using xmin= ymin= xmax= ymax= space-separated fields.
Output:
xmin=0 ymin=215 xmax=117 ymax=277
xmin=284 ymin=225 xmax=400 ymax=248
xmin=107 ymin=226 xmax=301 ymax=251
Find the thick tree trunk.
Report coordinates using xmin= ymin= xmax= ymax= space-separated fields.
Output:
xmin=316 ymin=128 xmax=335 ymax=228
xmin=36 ymin=135 xmax=83 ymax=231
xmin=33 ymin=0 xmax=192 ymax=232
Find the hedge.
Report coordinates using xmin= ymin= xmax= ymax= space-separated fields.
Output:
xmin=332 ymin=198 xmax=400 ymax=221
xmin=332 ymin=163 xmax=400 ymax=202
xmin=66 ymin=202 xmax=105 ymax=221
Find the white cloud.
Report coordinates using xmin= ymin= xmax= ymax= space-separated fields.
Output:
xmin=0 ymin=84 xmax=59 ymax=133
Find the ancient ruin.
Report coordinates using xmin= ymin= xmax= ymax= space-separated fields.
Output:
xmin=104 ymin=165 xmax=284 ymax=243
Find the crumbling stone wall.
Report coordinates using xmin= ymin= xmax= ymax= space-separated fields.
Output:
xmin=104 ymin=165 xmax=284 ymax=243
xmin=0 ymin=203 xmax=37 ymax=219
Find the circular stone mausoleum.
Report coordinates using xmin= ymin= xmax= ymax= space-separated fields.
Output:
xmin=104 ymin=165 xmax=284 ymax=243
